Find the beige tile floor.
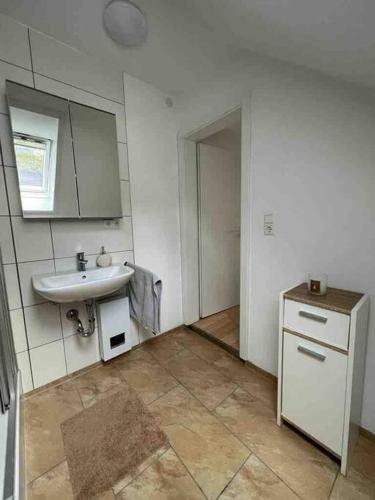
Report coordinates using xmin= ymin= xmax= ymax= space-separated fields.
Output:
xmin=24 ymin=327 xmax=375 ymax=499
xmin=193 ymin=307 xmax=240 ymax=352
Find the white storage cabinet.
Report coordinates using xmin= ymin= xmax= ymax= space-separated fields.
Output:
xmin=277 ymin=283 xmax=369 ymax=475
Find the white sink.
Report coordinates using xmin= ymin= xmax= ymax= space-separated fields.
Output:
xmin=32 ymin=265 xmax=134 ymax=303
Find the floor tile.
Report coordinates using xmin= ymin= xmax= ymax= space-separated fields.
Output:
xmin=150 ymin=385 xmax=249 ymax=499
xmin=193 ymin=307 xmax=240 ymax=352
xmin=352 ymin=435 xmax=375 ymax=483
xmin=143 ymin=334 xmax=185 ymax=365
xmin=163 ymin=349 xmax=237 ymax=410
xmin=72 ymin=363 xmax=125 ymax=408
xmin=214 ymin=388 xmax=338 ymax=500
xmin=212 ymin=355 xmax=277 ymax=410
xmin=24 ymin=382 xmax=83 ymax=482
xmin=116 ymin=448 xmax=204 ymax=499
xmin=27 ymin=461 xmax=74 ymax=500
xmin=219 ymin=454 xmax=299 ymax=499
xmin=220 ymin=330 xmax=240 ymax=349
xmin=170 ymin=327 xmax=212 ymax=350
xmin=331 ymin=467 xmax=375 ymax=500
xmin=182 ymin=332 xmax=233 ymax=364
xmin=113 ymin=348 xmax=178 ymax=404
xmin=113 ymin=445 xmax=170 ymax=495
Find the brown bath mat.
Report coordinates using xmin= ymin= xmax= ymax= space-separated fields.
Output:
xmin=61 ymin=385 xmax=168 ymax=499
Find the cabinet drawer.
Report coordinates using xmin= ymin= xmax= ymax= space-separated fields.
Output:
xmin=282 ymin=332 xmax=347 ymax=455
xmin=284 ymin=299 xmax=350 ymax=351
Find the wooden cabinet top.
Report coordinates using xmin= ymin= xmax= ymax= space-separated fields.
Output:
xmin=284 ymin=283 xmax=363 ymax=315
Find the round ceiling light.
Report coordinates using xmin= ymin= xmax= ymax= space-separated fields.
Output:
xmin=103 ymin=0 xmax=147 ymax=47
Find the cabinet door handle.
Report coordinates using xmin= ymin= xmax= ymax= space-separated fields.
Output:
xmin=299 ymin=309 xmax=327 ymax=323
xmin=297 ymin=344 xmax=326 ymax=361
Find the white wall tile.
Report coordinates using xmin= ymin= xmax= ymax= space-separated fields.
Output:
xmin=3 ymin=263 xmax=21 ymax=310
xmin=0 ymin=60 xmax=33 ymax=114
xmin=30 ymin=30 xmax=124 ymax=103
xmin=111 ymin=250 xmax=134 ymax=265
xmin=18 ymin=259 xmax=54 ymax=307
xmin=16 ymin=351 xmax=33 ymax=393
xmin=0 ymin=113 xmax=15 ymax=166
xmin=121 ymin=181 xmax=131 ymax=217
xmin=4 ymin=167 xmax=21 ymax=215
xmin=29 ymin=341 xmax=67 ymax=388
xmin=10 ymin=308 xmax=27 ymax=353
xmin=0 ymin=168 xmax=9 ymax=215
xmin=0 ymin=14 xmax=31 ymax=70
xmin=118 ymin=142 xmax=129 ymax=180
xmin=12 ymin=217 xmax=53 ymax=262
xmin=54 ymin=254 xmax=97 ymax=273
xmin=25 ymin=303 xmax=62 ymax=348
xmin=0 ymin=216 xmax=15 ymax=263
xmin=60 ymin=301 xmax=92 ymax=338
xmin=34 ymin=74 xmax=126 ymax=142
xmin=64 ymin=332 xmax=100 ymax=374
xmin=51 ymin=218 xmax=133 ymax=258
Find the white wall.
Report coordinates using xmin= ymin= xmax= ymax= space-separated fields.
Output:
xmin=124 ymin=75 xmax=182 ymax=340
xmin=177 ymin=56 xmax=375 ymax=433
xmin=0 ymin=13 xmax=182 ymax=391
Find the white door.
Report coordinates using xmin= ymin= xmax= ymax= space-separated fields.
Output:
xmin=198 ymin=143 xmax=241 ymax=318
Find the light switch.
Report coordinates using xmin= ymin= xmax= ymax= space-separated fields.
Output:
xmin=264 ymin=213 xmax=274 ymax=236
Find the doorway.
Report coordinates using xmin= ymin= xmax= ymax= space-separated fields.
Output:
xmin=183 ymin=110 xmax=242 ymax=354
xmin=179 ymin=102 xmax=251 ymax=361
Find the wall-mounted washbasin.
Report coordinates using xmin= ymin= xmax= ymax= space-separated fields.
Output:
xmin=32 ymin=265 xmax=134 ymax=303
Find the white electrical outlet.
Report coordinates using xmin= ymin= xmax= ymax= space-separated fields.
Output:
xmin=264 ymin=213 xmax=274 ymax=236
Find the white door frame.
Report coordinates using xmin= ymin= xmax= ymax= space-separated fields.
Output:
xmin=178 ymin=97 xmax=252 ymax=361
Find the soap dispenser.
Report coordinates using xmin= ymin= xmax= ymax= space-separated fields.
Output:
xmin=96 ymin=246 xmax=112 ymax=268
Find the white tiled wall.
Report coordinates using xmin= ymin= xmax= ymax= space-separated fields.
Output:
xmin=0 ymin=14 xmax=139 ymax=392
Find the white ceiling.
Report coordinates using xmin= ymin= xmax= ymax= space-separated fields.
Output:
xmin=1 ymin=0 xmax=374 ymax=94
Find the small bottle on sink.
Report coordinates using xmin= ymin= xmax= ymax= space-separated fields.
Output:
xmin=96 ymin=246 xmax=112 ymax=268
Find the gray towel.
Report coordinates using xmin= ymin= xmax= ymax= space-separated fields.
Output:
xmin=125 ymin=262 xmax=162 ymax=334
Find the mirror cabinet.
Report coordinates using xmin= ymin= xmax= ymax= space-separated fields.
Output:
xmin=6 ymin=81 xmax=122 ymax=219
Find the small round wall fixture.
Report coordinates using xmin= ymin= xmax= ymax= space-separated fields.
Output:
xmin=103 ymin=0 xmax=147 ymax=47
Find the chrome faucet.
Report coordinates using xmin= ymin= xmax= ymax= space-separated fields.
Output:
xmin=76 ymin=252 xmax=88 ymax=272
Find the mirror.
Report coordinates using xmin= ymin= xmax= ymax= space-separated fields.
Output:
xmin=6 ymin=81 xmax=122 ymax=219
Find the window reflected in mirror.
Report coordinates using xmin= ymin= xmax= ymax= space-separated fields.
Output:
xmin=11 ymin=108 xmax=58 ymax=213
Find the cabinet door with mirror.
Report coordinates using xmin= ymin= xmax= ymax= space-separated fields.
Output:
xmin=6 ymin=81 xmax=122 ymax=219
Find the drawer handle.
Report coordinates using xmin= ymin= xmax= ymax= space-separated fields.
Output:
xmin=297 ymin=345 xmax=326 ymax=361
xmin=299 ymin=310 xmax=327 ymax=323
